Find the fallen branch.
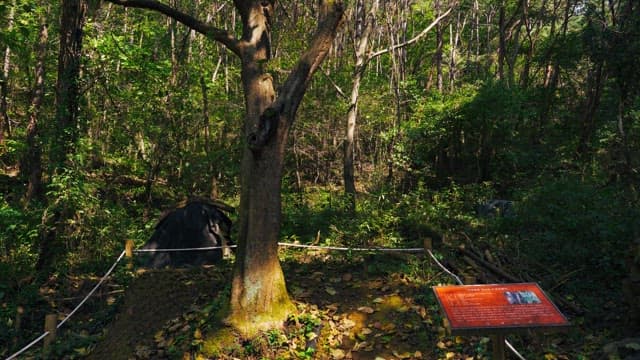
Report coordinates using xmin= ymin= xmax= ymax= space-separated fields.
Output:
xmin=458 ymin=245 xmax=522 ymax=283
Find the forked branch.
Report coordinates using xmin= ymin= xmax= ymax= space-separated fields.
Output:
xmin=276 ymin=0 xmax=345 ymax=123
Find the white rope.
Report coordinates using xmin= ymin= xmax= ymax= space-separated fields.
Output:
xmin=133 ymin=245 xmax=236 ymax=253
xmin=426 ymin=249 xmax=526 ymax=360
xmin=278 ymin=242 xmax=424 ymax=252
xmin=5 ymin=332 xmax=50 ymax=360
xmin=5 ymin=250 xmax=126 ymax=360
xmin=57 ymin=250 xmax=126 ymax=328
xmin=505 ymin=339 xmax=527 ymax=360
xmin=7 ymin=244 xmax=525 ymax=360
xmin=427 ymin=249 xmax=464 ymax=285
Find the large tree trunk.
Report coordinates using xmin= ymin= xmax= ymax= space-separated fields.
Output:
xmin=229 ymin=3 xmax=293 ymax=330
xmin=104 ymin=0 xmax=344 ymax=337
xmin=227 ymin=0 xmax=344 ymax=336
xmin=36 ymin=0 xmax=87 ymax=271
xmin=51 ymin=0 xmax=88 ymax=169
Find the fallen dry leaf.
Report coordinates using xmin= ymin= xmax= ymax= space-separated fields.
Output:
xmin=393 ymin=350 xmax=412 ymax=358
xmin=331 ymin=348 xmax=346 ymax=359
xmin=358 ymin=306 xmax=375 ymax=314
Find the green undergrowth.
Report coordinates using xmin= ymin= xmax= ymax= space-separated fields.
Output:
xmin=2 ymin=173 xmax=638 ymax=359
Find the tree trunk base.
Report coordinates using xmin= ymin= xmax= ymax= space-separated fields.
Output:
xmin=226 ymin=259 xmax=296 ymax=337
xmin=225 ymin=297 xmax=296 ymax=338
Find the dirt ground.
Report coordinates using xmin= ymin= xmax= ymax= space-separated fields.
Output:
xmin=87 ymin=267 xmax=228 ymax=360
xmin=83 ymin=253 xmax=540 ymax=360
xmin=76 ymin=247 xmax=640 ymax=360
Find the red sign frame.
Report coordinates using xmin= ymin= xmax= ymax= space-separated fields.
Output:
xmin=433 ymin=283 xmax=570 ymax=335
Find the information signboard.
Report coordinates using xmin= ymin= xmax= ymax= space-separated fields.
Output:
xmin=433 ymin=283 xmax=570 ymax=335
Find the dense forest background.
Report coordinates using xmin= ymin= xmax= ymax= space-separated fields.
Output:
xmin=1 ymin=0 xmax=639 ymax=358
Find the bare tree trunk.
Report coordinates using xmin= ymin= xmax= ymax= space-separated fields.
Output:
xmin=435 ymin=0 xmax=444 ymax=91
xmin=449 ymin=11 xmax=466 ymax=91
xmin=35 ymin=0 xmax=88 ymax=272
xmin=386 ymin=0 xmax=410 ymax=183
xmin=0 ymin=0 xmax=16 ymax=144
xmin=20 ymin=8 xmax=49 ymax=204
xmin=577 ymin=61 xmax=605 ymax=156
xmin=342 ymin=1 xmax=451 ymax=198
xmin=474 ymin=0 xmax=480 ymax=75
xmin=344 ymin=0 xmax=378 ymax=210
xmin=51 ymin=0 xmax=88 ymax=169
xmin=539 ymin=0 xmax=572 ymax=131
xmin=498 ymin=2 xmax=506 ymax=81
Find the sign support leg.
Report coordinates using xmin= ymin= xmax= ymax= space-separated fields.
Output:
xmin=492 ymin=334 xmax=506 ymax=359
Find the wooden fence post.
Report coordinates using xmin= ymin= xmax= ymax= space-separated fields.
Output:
xmin=423 ymin=237 xmax=433 ymax=254
xmin=43 ymin=314 xmax=57 ymax=351
xmin=125 ymin=239 xmax=134 ymax=269
xmin=464 ymin=274 xmax=476 ymax=284
xmin=12 ymin=306 xmax=24 ymax=347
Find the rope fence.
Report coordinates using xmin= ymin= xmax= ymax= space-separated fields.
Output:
xmin=6 ymin=241 xmax=526 ymax=360
xmin=6 ymin=250 xmax=126 ymax=360
xmin=133 ymin=245 xmax=236 ymax=253
xmin=278 ymin=242 xmax=424 ymax=252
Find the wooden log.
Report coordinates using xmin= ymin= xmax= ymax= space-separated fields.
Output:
xmin=459 ymin=245 xmax=522 ymax=283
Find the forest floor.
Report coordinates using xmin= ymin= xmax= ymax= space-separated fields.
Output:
xmin=63 ymin=244 xmax=639 ymax=360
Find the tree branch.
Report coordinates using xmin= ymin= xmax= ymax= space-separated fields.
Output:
xmin=367 ymin=6 xmax=454 ymax=60
xmin=104 ymin=0 xmax=241 ymax=56
xmin=276 ymin=1 xmax=345 ymax=121
xmin=319 ymin=65 xmax=349 ymax=100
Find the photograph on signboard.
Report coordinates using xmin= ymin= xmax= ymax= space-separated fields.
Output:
xmin=504 ymin=291 xmax=541 ymax=305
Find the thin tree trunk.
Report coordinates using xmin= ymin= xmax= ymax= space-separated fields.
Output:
xmin=435 ymin=0 xmax=444 ymax=91
xmin=21 ymin=11 xmax=49 ymax=204
xmin=498 ymin=1 xmax=506 ymax=81
xmin=449 ymin=11 xmax=466 ymax=91
xmin=343 ymin=1 xmax=451 ymax=200
xmin=344 ymin=0 xmax=378 ymax=210
xmin=539 ymin=0 xmax=572 ymax=131
xmin=576 ymin=61 xmax=605 ymax=156
xmin=0 ymin=0 xmax=16 ymax=144
xmin=51 ymin=0 xmax=88 ymax=169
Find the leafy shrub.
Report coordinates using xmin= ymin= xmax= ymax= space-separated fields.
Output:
xmin=405 ymin=81 xmax=540 ymax=186
xmin=0 ymin=200 xmax=39 ymax=280
xmin=496 ymin=176 xmax=636 ymax=310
